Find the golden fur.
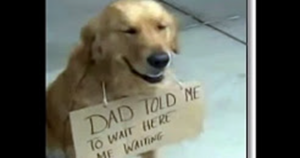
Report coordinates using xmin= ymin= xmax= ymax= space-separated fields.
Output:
xmin=46 ymin=0 xmax=179 ymax=158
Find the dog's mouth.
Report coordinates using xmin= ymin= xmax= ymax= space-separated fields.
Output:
xmin=123 ymin=57 xmax=164 ymax=84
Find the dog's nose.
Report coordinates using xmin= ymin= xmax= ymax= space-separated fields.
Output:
xmin=147 ymin=52 xmax=170 ymax=69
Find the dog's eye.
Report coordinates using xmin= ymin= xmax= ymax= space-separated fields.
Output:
xmin=122 ymin=28 xmax=138 ymax=35
xmin=157 ymin=24 xmax=167 ymax=30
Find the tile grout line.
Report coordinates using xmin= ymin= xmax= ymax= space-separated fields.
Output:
xmin=160 ymin=0 xmax=246 ymax=45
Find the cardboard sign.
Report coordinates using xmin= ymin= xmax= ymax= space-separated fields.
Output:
xmin=70 ymin=81 xmax=205 ymax=158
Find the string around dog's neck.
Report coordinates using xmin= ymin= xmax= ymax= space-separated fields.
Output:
xmin=101 ymin=81 xmax=108 ymax=107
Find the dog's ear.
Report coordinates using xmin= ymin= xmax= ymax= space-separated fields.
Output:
xmin=80 ymin=18 xmax=104 ymax=61
xmin=80 ymin=18 xmax=98 ymax=48
xmin=171 ymin=32 xmax=179 ymax=54
xmin=170 ymin=15 xmax=179 ymax=54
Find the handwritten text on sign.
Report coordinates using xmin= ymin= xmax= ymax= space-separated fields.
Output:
xmin=70 ymin=82 xmax=205 ymax=158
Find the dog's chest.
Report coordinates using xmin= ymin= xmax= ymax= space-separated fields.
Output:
xmin=72 ymin=84 xmax=133 ymax=110
xmin=74 ymin=89 xmax=142 ymax=109
xmin=73 ymin=77 xmax=177 ymax=110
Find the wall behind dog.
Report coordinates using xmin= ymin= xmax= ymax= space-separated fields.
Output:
xmin=161 ymin=0 xmax=246 ymax=21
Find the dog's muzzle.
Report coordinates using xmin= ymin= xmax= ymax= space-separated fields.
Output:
xmin=123 ymin=57 xmax=165 ymax=84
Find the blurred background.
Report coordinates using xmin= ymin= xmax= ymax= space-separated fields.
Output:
xmin=46 ymin=0 xmax=247 ymax=157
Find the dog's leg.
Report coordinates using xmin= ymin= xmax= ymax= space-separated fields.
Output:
xmin=65 ymin=146 xmax=76 ymax=158
xmin=47 ymin=124 xmax=67 ymax=158
xmin=46 ymin=137 xmax=66 ymax=158
xmin=140 ymin=150 xmax=158 ymax=158
xmin=46 ymin=147 xmax=66 ymax=158
xmin=46 ymin=140 xmax=74 ymax=158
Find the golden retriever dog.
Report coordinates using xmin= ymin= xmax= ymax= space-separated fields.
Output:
xmin=46 ymin=0 xmax=180 ymax=158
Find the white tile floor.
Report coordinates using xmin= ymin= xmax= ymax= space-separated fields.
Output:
xmin=46 ymin=21 xmax=246 ymax=158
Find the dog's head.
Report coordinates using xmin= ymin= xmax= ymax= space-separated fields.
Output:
xmin=81 ymin=0 xmax=179 ymax=84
